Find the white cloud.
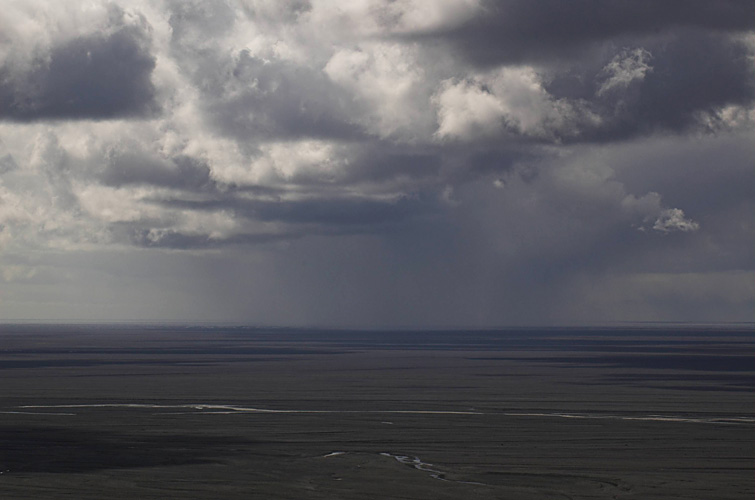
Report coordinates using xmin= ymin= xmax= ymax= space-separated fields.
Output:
xmin=652 ymin=208 xmax=700 ymax=233
xmin=597 ymin=48 xmax=653 ymax=97
xmin=249 ymin=140 xmax=345 ymax=183
xmin=432 ymin=78 xmax=506 ymax=140
xmin=695 ymin=103 xmax=755 ymax=132
xmin=433 ymin=66 xmax=597 ymax=141
xmin=325 ymin=42 xmax=431 ymax=139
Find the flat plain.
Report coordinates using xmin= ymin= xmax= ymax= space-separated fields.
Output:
xmin=0 ymin=325 xmax=752 ymax=499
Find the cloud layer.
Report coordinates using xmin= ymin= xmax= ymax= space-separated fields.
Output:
xmin=0 ymin=0 xmax=753 ymax=325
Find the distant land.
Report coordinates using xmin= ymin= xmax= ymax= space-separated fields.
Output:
xmin=0 ymin=324 xmax=752 ymax=499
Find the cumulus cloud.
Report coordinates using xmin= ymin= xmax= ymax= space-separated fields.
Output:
xmin=325 ymin=42 xmax=432 ymax=139
xmin=205 ymin=50 xmax=359 ymax=141
xmin=433 ymin=66 xmax=598 ymax=141
xmin=433 ymin=78 xmax=507 ymax=140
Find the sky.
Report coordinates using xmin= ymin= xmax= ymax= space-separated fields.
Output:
xmin=0 ymin=0 xmax=753 ymax=327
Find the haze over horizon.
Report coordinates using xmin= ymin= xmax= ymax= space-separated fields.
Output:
xmin=1 ymin=1 xmax=753 ymax=327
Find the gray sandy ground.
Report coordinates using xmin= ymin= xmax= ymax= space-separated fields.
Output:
xmin=0 ymin=325 xmax=752 ymax=499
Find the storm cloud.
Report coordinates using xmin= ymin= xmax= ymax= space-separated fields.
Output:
xmin=424 ymin=0 xmax=755 ymax=65
xmin=0 ymin=10 xmax=158 ymax=121
xmin=0 ymin=0 xmax=752 ymax=326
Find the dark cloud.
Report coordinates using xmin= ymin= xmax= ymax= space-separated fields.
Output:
xmin=605 ymin=134 xmax=755 ymax=274
xmin=101 ymin=151 xmax=214 ymax=191
xmin=248 ymin=195 xmax=425 ymax=226
xmin=0 ymin=26 xmax=158 ymax=121
xmin=423 ymin=0 xmax=755 ymax=66
xmin=537 ymin=33 xmax=755 ymax=142
xmin=631 ymin=32 xmax=754 ymax=132
xmin=154 ymin=193 xmax=431 ymax=228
